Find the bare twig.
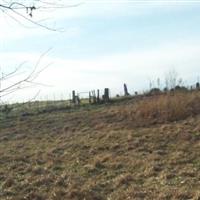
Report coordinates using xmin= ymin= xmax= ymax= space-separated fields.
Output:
xmin=0 ymin=1 xmax=82 ymax=31
xmin=0 ymin=48 xmax=52 ymax=99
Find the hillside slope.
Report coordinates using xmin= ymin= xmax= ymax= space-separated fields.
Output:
xmin=0 ymin=93 xmax=200 ymax=200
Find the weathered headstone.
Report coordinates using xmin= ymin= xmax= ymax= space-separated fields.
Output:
xmin=72 ymin=90 xmax=76 ymax=104
xmin=196 ymin=82 xmax=200 ymax=90
xmin=124 ymin=83 xmax=130 ymax=96
xmin=103 ymin=88 xmax=110 ymax=103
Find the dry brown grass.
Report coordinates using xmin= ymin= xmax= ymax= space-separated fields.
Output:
xmin=1 ymin=91 xmax=200 ymax=199
xmin=127 ymin=91 xmax=200 ymax=126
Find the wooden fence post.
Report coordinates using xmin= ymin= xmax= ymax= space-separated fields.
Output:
xmin=97 ymin=89 xmax=100 ymax=103
xmin=89 ymin=92 xmax=92 ymax=104
xmin=92 ymin=90 xmax=97 ymax=104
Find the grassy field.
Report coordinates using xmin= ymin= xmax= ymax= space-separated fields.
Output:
xmin=0 ymin=91 xmax=200 ymax=200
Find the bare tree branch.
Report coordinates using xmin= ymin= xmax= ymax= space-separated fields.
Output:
xmin=0 ymin=62 xmax=27 ymax=81
xmin=0 ymin=48 xmax=52 ymax=100
xmin=0 ymin=0 xmax=82 ymax=31
xmin=0 ymin=1 xmax=81 ymax=103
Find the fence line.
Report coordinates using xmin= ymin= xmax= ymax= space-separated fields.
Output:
xmin=1 ymin=82 xmax=200 ymax=118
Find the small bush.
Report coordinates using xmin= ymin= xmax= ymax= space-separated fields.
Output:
xmin=1 ymin=104 xmax=13 ymax=114
xmin=148 ymin=88 xmax=162 ymax=96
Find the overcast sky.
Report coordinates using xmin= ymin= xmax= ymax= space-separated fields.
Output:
xmin=1 ymin=0 xmax=200 ymax=102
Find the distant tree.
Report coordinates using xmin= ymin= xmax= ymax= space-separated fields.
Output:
xmin=164 ymin=70 xmax=178 ymax=90
xmin=174 ymin=85 xmax=188 ymax=92
xmin=148 ymin=88 xmax=161 ymax=96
